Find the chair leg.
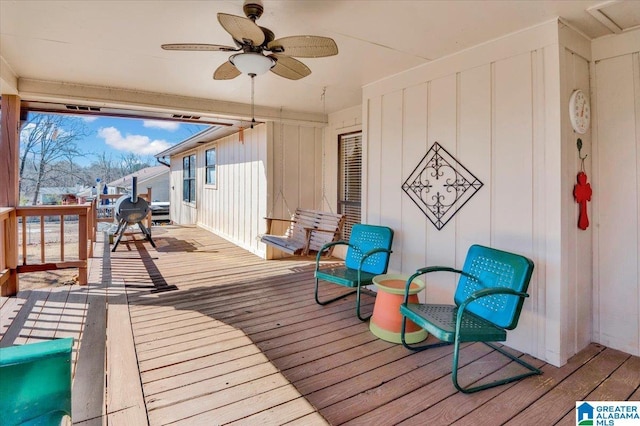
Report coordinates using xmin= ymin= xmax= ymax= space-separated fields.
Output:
xmin=355 ymin=284 xmax=371 ymax=322
xmin=315 ymin=279 xmax=371 ymax=321
xmin=314 ymin=278 xmax=356 ymax=306
xmin=451 ymin=340 xmax=542 ymax=394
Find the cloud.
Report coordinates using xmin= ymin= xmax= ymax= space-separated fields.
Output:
xmin=82 ymin=116 xmax=98 ymax=123
xmin=143 ymin=120 xmax=180 ymax=131
xmin=97 ymin=127 xmax=171 ymax=155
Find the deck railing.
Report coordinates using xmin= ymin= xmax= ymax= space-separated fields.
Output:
xmin=1 ymin=189 xmax=153 ymax=296
xmin=0 ymin=207 xmax=17 ymax=293
xmin=0 ymin=203 xmax=95 ymax=296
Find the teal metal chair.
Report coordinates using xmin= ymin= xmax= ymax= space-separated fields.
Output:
xmin=0 ymin=337 xmax=74 ymax=425
xmin=399 ymin=245 xmax=541 ymax=393
xmin=315 ymin=224 xmax=393 ymax=321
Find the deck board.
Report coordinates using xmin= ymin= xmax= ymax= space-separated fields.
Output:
xmin=2 ymin=224 xmax=639 ymax=425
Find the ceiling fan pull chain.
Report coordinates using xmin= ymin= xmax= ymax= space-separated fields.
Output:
xmin=250 ymin=73 xmax=256 ymax=128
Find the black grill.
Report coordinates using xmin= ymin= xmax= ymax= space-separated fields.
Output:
xmin=111 ymin=176 xmax=156 ymax=251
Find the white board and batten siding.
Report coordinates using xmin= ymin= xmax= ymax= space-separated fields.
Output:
xmin=169 ymin=122 xmax=325 ymax=259
xmin=357 ymin=19 xmax=596 ymax=366
xmin=592 ymin=30 xmax=640 ymax=358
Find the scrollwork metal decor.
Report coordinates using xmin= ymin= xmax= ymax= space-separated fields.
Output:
xmin=402 ymin=142 xmax=483 ymax=230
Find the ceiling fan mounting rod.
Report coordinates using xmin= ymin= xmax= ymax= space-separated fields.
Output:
xmin=243 ymin=1 xmax=264 ymax=22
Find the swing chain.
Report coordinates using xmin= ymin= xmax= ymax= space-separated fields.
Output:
xmin=320 ymin=87 xmax=334 ymax=213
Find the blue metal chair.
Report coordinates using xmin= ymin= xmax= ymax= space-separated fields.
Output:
xmin=315 ymin=224 xmax=394 ymax=321
xmin=399 ymin=244 xmax=541 ymax=393
xmin=0 ymin=337 xmax=74 ymax=425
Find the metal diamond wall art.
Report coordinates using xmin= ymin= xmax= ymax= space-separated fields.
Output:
xmin=402 ymin=142 xmax=483 ymax=230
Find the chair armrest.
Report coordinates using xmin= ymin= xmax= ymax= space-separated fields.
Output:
xmin=357 ymin=248 xmax=393 ymax=270
xmin=310 ymin=227 xmax=340 ymax=234
xmin=263 ymin=217 xmax=295 ymax=223
xmin=464 ymin=287 xmax=529 ymax=304
xmin=264 ymin=217 xmax=295 ymax=234
xmin=455 ymin=288 xmax=529 ymax=334
xmin=315 ymin=240 xmax=349 ymax=266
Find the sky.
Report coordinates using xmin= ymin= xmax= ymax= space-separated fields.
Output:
xmin=27 ymin=112 xmax=210 ymax=167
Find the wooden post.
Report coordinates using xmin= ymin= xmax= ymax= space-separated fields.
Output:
xmin=0 ymin=95 xmax=20 ymax=296
xmin=78 ymin=206 xmax=88 ymax=285
xmin=146 ymin=186 xmax=152 ymax=230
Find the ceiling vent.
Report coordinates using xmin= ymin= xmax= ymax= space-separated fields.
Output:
xmin=172 ymin=114 xmax=201 ymax=120
xmin=65 ymin=104 xmax=101 ymax=112
xmin=588 ymin=0 xmax=640 ymax=34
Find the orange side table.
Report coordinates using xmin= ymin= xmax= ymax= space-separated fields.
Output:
xmin=369 ymin=274 xmax=428 ymax=344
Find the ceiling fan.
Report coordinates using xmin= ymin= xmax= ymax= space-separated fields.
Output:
xmin=161 ymin=0 xmax=338 ymax=81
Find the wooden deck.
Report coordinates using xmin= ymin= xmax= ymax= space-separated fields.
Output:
xmin=1 ymin=224 xmax=639 ymax=425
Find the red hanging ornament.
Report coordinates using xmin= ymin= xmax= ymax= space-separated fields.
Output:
xmin=573 ymin=171 xmax=592 ymax=230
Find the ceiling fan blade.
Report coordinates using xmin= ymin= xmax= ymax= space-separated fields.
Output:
xmin=268 ymin=54 xmax=311 ymax=80
xmin=213 ymin=61 xmax=241 ymax=80
xmin=217 ymin=13 xmax=265 ymax=46
xmin=161 ymin=43 xmax=239 ymax=52
xmin=267 ymin=36 xmax=338 ymax=58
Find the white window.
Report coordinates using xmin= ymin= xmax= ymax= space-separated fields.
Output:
xmin=205 ymin=147 xmax=216 ymax=187
xmin=183 ymin=154 xmax=196 ymax=203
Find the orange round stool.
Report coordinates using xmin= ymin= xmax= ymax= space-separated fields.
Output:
xmin=369 ymin=274 xmax=428 ymax=344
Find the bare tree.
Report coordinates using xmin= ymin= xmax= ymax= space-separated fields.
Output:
xmin=19 ymin=114 xmax=88 ymax=204
xmin=90 ymin=152 xmax=119 ymax=184
xmin=119 ymin=152 xmax=151 ymax=176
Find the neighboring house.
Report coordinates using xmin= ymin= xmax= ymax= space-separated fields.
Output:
xmin=38 ymin=186 xmax=85 ymax=205
xmin=106 ymin=165 xmax=170 ymax=202
xmin=155 ymin=23 xmax=640 ymax=371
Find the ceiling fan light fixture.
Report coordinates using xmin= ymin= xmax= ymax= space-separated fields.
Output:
xmin=230 ymin=52 xmax=275 ymax=75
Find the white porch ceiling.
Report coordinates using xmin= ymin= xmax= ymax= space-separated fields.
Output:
xmin=1 ymin=0 xmax=637 ymax=119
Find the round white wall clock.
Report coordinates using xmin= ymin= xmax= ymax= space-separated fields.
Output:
xmin=569 ymin=89 xmax=590 ymax=134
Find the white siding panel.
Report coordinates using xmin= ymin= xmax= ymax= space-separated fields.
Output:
xmin=366 ymin=97 xmax=383 ymax=225
xmin=426 ymin=74 xmax=457 ymax=304
xmin=594 ymin=53 xmax=640 ymax=355
xmin=283 ymin=125 xmax=301 ymax=214
xmin=401 ymin=83 xmax=429 ymax=283
xmin=379 ymin=91 xmax=404 ymax=273
xmin=493 ymin=53 xmax=535 ymax=354
xmin=457 ymin=65 xmax=492 ymax=261
xmin=493 ymin=53 xmax=534 ymax=252
xmin=299 ymin=126 xmax=317 ymax=209
xmin=564 ymin=50 xmax=592 ymax=355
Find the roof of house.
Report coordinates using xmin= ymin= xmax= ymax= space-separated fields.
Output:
xmin=107 ymin=166 xmax=169 ymax=189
